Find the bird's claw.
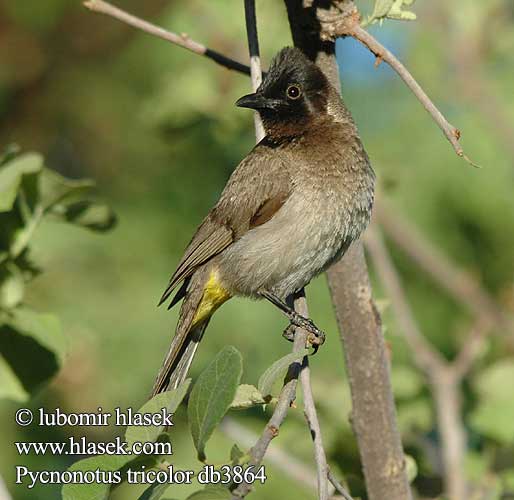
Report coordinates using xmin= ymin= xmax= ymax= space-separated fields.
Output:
xmin=284 ymin=313 xmax=325 ymax=353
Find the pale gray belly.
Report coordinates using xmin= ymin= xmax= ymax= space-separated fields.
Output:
xmin=218 ymin=188 xmax=366 ymax=299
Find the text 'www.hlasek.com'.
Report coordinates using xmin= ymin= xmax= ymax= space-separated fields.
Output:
xmin=13 ymin=407 xmax=266 ymax=490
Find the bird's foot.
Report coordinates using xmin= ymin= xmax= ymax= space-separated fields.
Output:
xmin=284 ymin=312 xmax=325 ymax=352
xmin=259 ymin=290 xmax=325 ymax=352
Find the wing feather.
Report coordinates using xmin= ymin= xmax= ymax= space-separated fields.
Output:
xmin=159 ymin=142 xmax=292 ymax=308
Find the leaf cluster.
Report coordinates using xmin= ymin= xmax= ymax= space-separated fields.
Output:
xmin=0 ymin=146 xmax=116 ymax=402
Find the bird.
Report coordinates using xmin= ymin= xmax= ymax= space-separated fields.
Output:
xmin=151 ymin=46 xmax=375 ymax=396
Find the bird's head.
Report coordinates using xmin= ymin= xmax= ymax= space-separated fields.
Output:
xmin=236 ymin=47 xmax=331 ymax=139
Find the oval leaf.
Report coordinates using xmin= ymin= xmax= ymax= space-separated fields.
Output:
xmin=188 ymin=346 xmax=242 ymax=461
xmin=230 ymin=384 xmax=266 ymax=409
xmin=258 ymin=350 xmax=308 ymax=398
xmin=39 ymin=168 xmax=94 ymax=209
xmin=62 ymin=454 xmax=129 ymax=500
xmin=59 ymin=200 xmax=117 ymax=232
xmin=0 ymin=354 xmax=28 ymax=402
xmin=0 ymin=153 xmax=43 ymax=212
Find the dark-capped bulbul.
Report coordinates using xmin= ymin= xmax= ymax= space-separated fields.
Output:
xmin=151 ymin=47 xmax=375 ymax=396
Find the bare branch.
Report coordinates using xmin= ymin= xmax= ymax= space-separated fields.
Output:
xmin=452 ymin=318 xmax=490 ymax=380
xmin=365 ymin=225 xmax=470 ymax=500
xmin=350 ymin=26 xmax=477 ymax=167
xmin=243 ymin=0 xmax=265 ymax=141
xmin=375 ymin=198 xmax=513 ymax=336
xmin=83 ymin=0 xmax=250 ymax=75
xmin=328 ymin=469 xmax=355 ymax=500
xmin=296 ymin=293 xmax=330 ymax=500
xmin=230 ymin=309 xmax=309 ymax=499
xmin=220 ymin=417 xmax=318 ymax=491
xmin=317 ymin=2 xmax=478 ymax=167
xmin=431 ymin=370 xmax=468 ymax=500
xmin=364 ymin=226 xmax=446 ymax=374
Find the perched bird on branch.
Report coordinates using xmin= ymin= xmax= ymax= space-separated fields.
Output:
xmin=152 ymin=47 xmax=375 ymax=396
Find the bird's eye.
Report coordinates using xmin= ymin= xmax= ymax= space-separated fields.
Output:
xmin=286 ymin=84 xmax=302 ymax=100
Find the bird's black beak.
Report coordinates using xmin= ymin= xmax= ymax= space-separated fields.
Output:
xmin=236 ymin=92 xmax=273 ymax=111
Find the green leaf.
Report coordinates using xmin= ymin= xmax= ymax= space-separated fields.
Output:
xmin=0 ymin=263 xmax=25 ymax=309
xmin=405 ymin=454 xmax=418 ymax=483
xmin=0 ymin=354 xmax=28 ymax=401
xmin=473 ymin=360 xmax=514 ymax=401
xmin=470 ymin=399 xmax=514 ymax=443
xmin=8 ymin=308 xmax=66 ymax=365
xmin=0 ymin=144 xmax=21 ymax=166
xmin=186 ymin=485 xmax=231 ymax=500
xmin=39 ymin=168 xmax=94 ymax=209
xmin=138 ymin=482 xmax=172 ymax=500
xmin=0 ymin=308 xmax=66 ymax=396
xmin=370 ymin=0 xmax=395 ymax=20
xmin=57 ymin=200 xmax=117 ymax=232
xmin=230 ymin=384 xmax=266 ymax=409
xmin=470 ymin=361 xmax=514 ymax=442
xmin=0 ymin=153 xmax=43 ymax=212
xmin=258 ymin=350 xmax=308 ymax=397
xmin=188 ymin=346 xmax=243 ymax=461
xmin=62 ymin=454 xmax=128 ymax=500
xmin=388 ymin=0 xmax=417 ymax=21
xmin=125 ymin=380 xmax=191 ymax=448
xmin=364 ymin=0 xmax=416 ymax=25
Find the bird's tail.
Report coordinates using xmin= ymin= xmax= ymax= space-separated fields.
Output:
xmin=150 ymin=266 xmax=230 ymax=397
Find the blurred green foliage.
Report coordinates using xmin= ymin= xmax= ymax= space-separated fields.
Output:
xmin=0 ymin=0 xmax=513 ymax=499
xmin=0 ymin=147 xmax=115 ymax=404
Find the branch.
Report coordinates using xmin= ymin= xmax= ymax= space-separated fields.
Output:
xmin=431 ymin=369 xmax=468 ymax=500
xmin=317 ymin=2 xmax=478 ymax=167
xmin=230 ymin=303 xmax=309 ymax=499
xmin=364 ymin=226 xmax=446 ymax=374
xmin=452 ymin=318 xmax=490 ymax=381
xmin=375 ymin=198 xmax=513 ymax=336
xmin=282 ymin=2 xmax=412 ymax=498
xmin=243 ymin=0 xmax=265 ymax=141
xmin=364 ymin=224 xmax=469 ymax=500
xmin=83 ymin=0 xmax=250 ymax=75
xmin=220 ymin=417 xmax=318 ymax=491
xmin=328 ymin=469 xmax=355 ymax=500
xmin=296 ymin=293 xmax=330 ymax=500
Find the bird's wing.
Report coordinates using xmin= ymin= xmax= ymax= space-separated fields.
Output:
xmin=159 ymin=143 xmax=292 ymax=307
xmin=158 ymin=219 xmax=233 ymax=307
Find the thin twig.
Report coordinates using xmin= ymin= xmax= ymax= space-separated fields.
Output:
xmin=431 ymin=369 xmax=467 ymax=500
xmin=230 ymin=315 xmax=309 ymax=499
xmin=83 ymin=0 xmax=250 ymax=75
xmin=350 ymin=25 xmax=477 ymax=167
xmin=318 ymin=3 xmax=477 ymax=167
xmin=452 ymin=318 xmax=490 ymax=381
xmin=364 ymin=226 xmax=446 ymax=374
xmin=220 ymin=417 xmax=318 ymax=491
xmin=296 ymin=292 xmax=330 ymax=500
xmin=243 ymin=0 xmax=265 ymax=141
xmin=328 ymin=469 xmax=355 ymax=500
xmin=375 ymin=198 xmax=512 ymax=336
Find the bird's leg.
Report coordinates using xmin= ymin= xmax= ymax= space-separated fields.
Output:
xmin=259 ymin=290 xmax=325 ymax=349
